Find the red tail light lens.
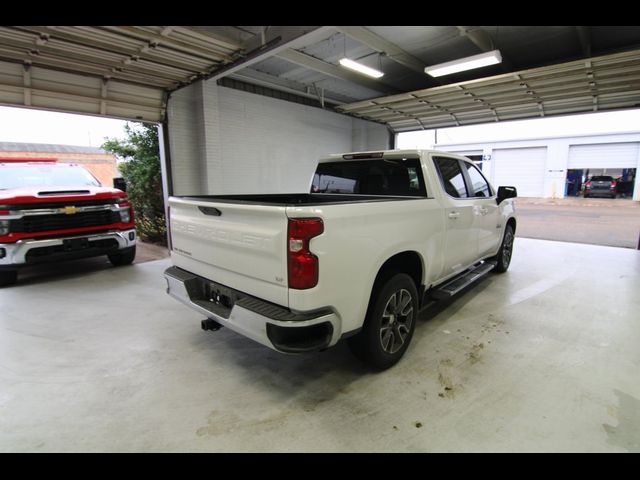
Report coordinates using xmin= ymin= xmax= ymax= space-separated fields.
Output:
xmin=288 ymin=218 xmax=323 ymax=289
xmin=611 ymin=181 xmax=617 ymax=189
xmin=585 ymin=182 xmax=591 ymax=189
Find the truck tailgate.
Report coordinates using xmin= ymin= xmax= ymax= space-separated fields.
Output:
xmin=168 ymin=197 xmax=289 ymax=307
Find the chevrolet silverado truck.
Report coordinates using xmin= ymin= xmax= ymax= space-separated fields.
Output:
xmin=0 ymin=162 xmax=136 ymax=286
xmin=164 ymin=149 xmax=517 ymax=369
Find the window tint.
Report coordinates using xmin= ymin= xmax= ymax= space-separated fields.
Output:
xmin=312 ymin=158 xmax=427 ymax=197
xmin=463 ymin=162 xmax=491 ymax=197
xmin=433 ymin=157 xmax=468 ymax=198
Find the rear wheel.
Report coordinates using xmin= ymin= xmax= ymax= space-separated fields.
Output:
xmin=108 ymin=246 xmax=136 ymax=266
xmin=348 ymin=273 xmax=418 ymax=370
xmin=490 ymin=224 xmax=514 ymax=273
xmin=0 ymin=270 xmax=17 ymax=287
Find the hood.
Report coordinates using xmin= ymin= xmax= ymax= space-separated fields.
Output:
xmin=0 ymin=185 xmax=127 ymax=205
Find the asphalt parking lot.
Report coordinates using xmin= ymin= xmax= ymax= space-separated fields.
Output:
xmin=515 ymin=197 xmax=640 ymax=249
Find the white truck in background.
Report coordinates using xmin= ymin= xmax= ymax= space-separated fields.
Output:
xmin=164 ymin=149 xmax=517 ymax=369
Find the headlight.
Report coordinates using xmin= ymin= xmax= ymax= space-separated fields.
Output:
xmin=119 ymin=208 xmax=131 ymax=223
xmin=0 ymin=220 xmax=9 ymax=236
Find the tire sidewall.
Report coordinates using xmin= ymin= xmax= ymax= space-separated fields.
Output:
xmin=360 ymin=273 xmax=419 ymax=369
xmin=496 ymin=225 xmax=514 ymax=272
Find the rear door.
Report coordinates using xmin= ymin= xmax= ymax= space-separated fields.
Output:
xmin=169 ymin=197 xmax=289 ymax=306
xmin=432 ymin=156 xmax=478 ymax=275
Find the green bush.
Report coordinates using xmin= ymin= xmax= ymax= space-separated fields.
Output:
xmin=102 ymin=122 xmax=166 ymax=245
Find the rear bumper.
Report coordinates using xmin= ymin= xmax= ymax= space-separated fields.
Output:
xmin=586 ymin=189 xmax=615 ymax=196
xmin=164 ymin=266 xmax=340 ymax=353
xmin=0 ymin=229 xmax=136 ymax=268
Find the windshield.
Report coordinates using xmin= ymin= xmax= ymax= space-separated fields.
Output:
xmin=0 ymin=165 xmax=101 ymax=190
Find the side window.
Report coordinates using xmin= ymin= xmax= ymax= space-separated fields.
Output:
xmin=463 ymin=162 xmax=492 ymax=197
xmin=433 ymin=156 xmax=468 ymax=198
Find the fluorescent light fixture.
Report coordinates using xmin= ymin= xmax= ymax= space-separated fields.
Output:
xmin=424 ymin=50 xmax=502 ymax=77
xmin=339 ymin=58 xmax=384 ymax=78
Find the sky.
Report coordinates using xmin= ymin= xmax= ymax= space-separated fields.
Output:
xmin=1 ymin=104 xmax=640 ymax=151
xmin=0 ymin=106 xmax=129 ymax=148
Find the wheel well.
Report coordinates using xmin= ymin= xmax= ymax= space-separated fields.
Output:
xmin=507 ymin=217 xmax=516 ymax=233
xmin=373 ymin=251 xmax=423 ymax=291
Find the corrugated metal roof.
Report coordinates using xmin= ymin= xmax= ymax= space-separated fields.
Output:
xmin=2 ymin=26 xmax=640 ymax=129
xmin=336 ymin=49 xmax=640 ymax=132
xmin=0 ymin=142 xmax=109 ymax=154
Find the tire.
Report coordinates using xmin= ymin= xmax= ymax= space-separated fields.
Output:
xmin=490 ymin=224 xmax=514 ymax=273
xmin=348 ymin=273 xmax=418 ymax=370
xmin=0 ymin=270 xmax=17 ymax=287
xmin=108 ymin=246 xmax=136 ymax=266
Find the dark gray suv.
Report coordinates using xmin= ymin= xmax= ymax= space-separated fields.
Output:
xmin=584 ymin=175 xmax=617 ymax=199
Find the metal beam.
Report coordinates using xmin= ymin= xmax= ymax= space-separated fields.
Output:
xmin=276 ymin=48 xmax=399 ymax=95
xmin=228 ymin=68 xmax=352 ymax=105
xmin=202 ymin=26 xmax=336 ymax=84
xmin=335 ymin=26 xmax=427 ymax=75
xmin=576 ymin=26 xmax=592 ymax=57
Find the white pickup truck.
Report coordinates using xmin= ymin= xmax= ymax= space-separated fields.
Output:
xmin=164 ymin=149 xmax=517 ymax=369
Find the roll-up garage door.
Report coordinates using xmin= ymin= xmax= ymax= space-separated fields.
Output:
xmin=492 ymin=147 xmax=546 ymax=197
xmin=568 ymin=143 xmax=640 ymax=168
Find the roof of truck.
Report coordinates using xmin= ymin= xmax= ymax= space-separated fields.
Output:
xmin=321 ymin=149 xmax=470 ymax=163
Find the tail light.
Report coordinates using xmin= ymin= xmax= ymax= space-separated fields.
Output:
xmin=288 ymin=218 xmax=323 ymax=289
xmin=611 ymin=181 xmax=617 ymax=189
xmin=585 ymin=182 xmax=591 ymax=189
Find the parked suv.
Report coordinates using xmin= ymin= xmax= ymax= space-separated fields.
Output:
xmin=0 ymin=162 xmax=136 ymax=286
xmin=584 ymin=175 xmax=617 ymax=198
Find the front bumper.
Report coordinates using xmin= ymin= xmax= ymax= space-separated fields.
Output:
xmin=0 ymin=229 xmax=136 ymax=268
xmin=164 ymin=266 xmax=340 ymax=354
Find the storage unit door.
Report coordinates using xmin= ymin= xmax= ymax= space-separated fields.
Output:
xmin=492 ymin=147 xmax=546 ymax=197
xmin=568 ymin=143 xmax=640 ymax=169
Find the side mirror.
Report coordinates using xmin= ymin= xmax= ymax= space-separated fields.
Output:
xmin=497 ymin=186 xmax=517 ymax=204
xmin=113 ymin=177 xmax=127 ymax=192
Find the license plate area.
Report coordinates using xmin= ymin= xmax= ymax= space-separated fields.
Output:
xmin=206 ymin=282 xmax=237 ymax=310
xmin=63 ymin=237 xmax=90 ymax=251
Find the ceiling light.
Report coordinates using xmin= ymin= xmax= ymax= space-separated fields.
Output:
xmin=339 ymin=58 xmax=384 ymax=78
xmin=424 ymin=50 xmax=502 ymax=77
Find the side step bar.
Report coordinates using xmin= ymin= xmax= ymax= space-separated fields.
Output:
xmin=429 ymin=261 xmax=497 ymax=300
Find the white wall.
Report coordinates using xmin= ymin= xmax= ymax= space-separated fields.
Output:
xmin=436 ymin=132 xmax=640 ymax=199
xmin=167 ymin=80 xmax=388 ymax=195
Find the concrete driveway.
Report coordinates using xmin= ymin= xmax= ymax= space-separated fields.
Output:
xmin=1 ymin=238 xmax=639 ymax=452
xmin=515 ymin=197 xmax=640 ymax=249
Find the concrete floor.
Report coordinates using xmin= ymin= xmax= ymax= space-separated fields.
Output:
xmin=1 ymin=238 xmax=639 ymax=452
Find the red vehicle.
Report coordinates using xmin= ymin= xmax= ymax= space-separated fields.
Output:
xmin=0 ymin=162 xmax=136 ymax=286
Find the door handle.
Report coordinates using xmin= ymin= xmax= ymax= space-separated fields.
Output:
xmin=448 ymin=211 xmax=460 ymax=219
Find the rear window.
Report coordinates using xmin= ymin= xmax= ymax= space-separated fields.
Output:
xmin=0 ymin=165 xmax=100 ymax=190
xmin=311 ymin=158 xmax=427 ymax=197
xmin=590 ymin=176 xmax=614 ymax=181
